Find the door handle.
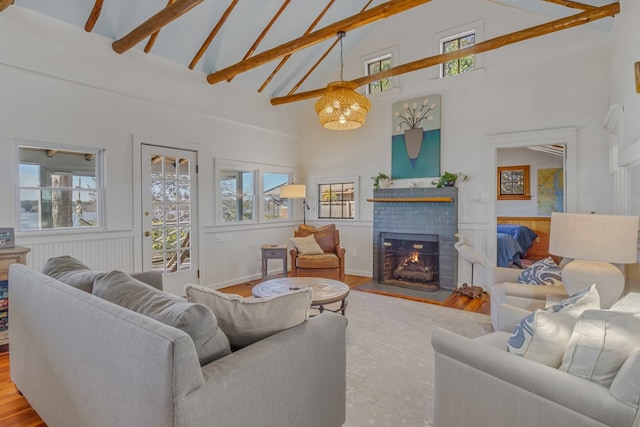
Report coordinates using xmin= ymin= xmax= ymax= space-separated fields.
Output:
xmin=144 ymin=231 xmax=151 ymax=237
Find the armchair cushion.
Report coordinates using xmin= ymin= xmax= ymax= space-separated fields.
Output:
xmin=297 ymin=253 xmax=340 ymax=269
xmin=42 ymin=255 xmax=103 ymax=293
xmin=184 ymin=284 xmax=312 ymax=349
xmin=291 ymin=234 xmax=324 ymax=255
xmin=507 ymin=284 xmax=600 ymax=367
xmin=296 ymin=224 xmax=338 ymax=253
xmin=517 ymin=256 xmax=563 ymax=287
xmin=560 ymin=310 xmax=640 ymax=387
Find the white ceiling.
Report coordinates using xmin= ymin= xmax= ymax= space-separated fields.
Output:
xmin=13 ymin=0 xmax=615 ymax=99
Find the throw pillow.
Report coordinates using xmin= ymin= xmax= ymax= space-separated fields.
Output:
xmin=42 ymin=255 xmax=103 ymax=293
xmin=560 ymin=310 xmax=640 ymax=387
xmin=291 ymin=234 xmax=324 ymax=255
xmin=93 ymin=271 xmax=231 ymax=365
xmin=610 ymin=293 xmax=640 ymax=313
xmin=184 ymin=284 xmax=312 ymax=349
xmin=507 ymin=284 xmax=600 ymax=367
xmin=297 ymin=224 xmax=337 ymax=252
xmin=517 ymin=256 xmax=563 ymax=287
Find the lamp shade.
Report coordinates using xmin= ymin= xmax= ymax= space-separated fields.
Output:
xmin=549 ymin=212 xmax=639 ymax=264
xmin=315 ymin=81 xmax=370 ymax=130
xmin=280 ymin=184 xmax=306 ymax=199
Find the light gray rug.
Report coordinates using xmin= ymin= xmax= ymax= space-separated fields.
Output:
xmin=342 ymin=290 xmax=494 ymax=427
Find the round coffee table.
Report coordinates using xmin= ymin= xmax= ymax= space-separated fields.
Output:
xmin=252 ymin=277 xmax=349 ymax=315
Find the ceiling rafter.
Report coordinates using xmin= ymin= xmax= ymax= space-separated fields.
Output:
xmin=271 ymin=1 xmax=620 ymax=106
xmin=112 ymin=0 xmax=205 ymax=54
xmin=189 ymin=0 xmax=239 ymax=70
xmin=285 ymin=0 xmax=374 ymax=96
xmin=0 ymin=0 xmax=14 ymax=13
xmin=144 ymin=0 xmax=176 ymax=53
xmin=258 ymin=0 xmax=337 ymax=93
xmin=84 ymin=0 xmax=104 ymax=32
xmin=228 ymin=0 xmax=292 ymax=83
xmin=206 ymin=0 xmax=433 ymax=85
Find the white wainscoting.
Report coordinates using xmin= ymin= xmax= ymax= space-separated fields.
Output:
xmin=17 ymin=230 xmax=135 ymax=272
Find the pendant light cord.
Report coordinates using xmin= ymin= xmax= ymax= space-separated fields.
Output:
xmin=337 ymin=31 xmax=346 ymax=81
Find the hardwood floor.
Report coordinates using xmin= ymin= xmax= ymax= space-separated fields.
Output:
xmin=0 ymin=275 xmax=489 ymax=426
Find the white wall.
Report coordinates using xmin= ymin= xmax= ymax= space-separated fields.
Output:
xmin=0 ymin=7 xmax=302 ymax=286
xmin=298 ymin=0 xmax=615 ymax=280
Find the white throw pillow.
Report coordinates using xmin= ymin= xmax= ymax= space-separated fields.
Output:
xmin=610 ymin=293 xmax=640 ymax=313
xmin=560 ymin=310 xmax=640 ymax=387
xmin=517 ymin=256 xmax=563 ymax=287
xmin=507 ymin=284 xmax=600 ymax=367
xmin=291 ymin=234 xmax=324 ymax=255
xmin=184 ymin=284 xmax=312 ymax=348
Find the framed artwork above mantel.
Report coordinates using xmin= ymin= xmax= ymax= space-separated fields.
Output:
xmin=497 ymin=165 xmax=531 ymax=200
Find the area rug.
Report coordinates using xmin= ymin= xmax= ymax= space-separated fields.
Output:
xmin=354 ymin=280 xmax=452 ymax=303
xmin=343 ymin=290 xmax=493 ymax=427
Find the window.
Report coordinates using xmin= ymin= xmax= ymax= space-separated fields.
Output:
xmin=318 ymin=182 xmax=356 ymax=220
xmin=365 ymin=53 xmax=393 ymax=94
xmin=215 ymin=159 xmax=294 ymax=224
xmin=441 ymin=31 xmax=475 ymax=77
xmin=18 ymin=144 xmax=104 ymax=231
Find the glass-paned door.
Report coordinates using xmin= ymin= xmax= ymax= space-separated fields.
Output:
xmin=141 ymin=145 xmax=198 ymax=295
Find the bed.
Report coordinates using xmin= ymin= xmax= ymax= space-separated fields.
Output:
xmin=496 ymin=224 xmax=538 ymax=268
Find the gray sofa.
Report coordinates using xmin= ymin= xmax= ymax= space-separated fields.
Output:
xmin=9 ymin=264 xmax=347 ymax=427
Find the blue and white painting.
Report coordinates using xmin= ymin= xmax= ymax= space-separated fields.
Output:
xmin=391 ymin=94 xmax=441 ymax=179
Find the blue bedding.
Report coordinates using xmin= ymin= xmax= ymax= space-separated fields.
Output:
xmin=497 ymin=233 xmax=524 ymax=268
xmin=497 ymin=225 xmax=537 ymax=254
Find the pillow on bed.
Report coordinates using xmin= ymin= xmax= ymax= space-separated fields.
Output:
xmin=517 ymin=257 xmax=563 ymax=287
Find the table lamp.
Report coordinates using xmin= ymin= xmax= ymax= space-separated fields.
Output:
xmin=280 ymin=184 xmax=310 ymax=224
xmin=549 ymin=212 xmax=640 ymax=308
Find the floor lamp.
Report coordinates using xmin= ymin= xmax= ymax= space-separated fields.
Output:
xmin=280 ymin=184 xmax=310 ymax=224
xmin=549 ymin=212 xmax=639 ymax=308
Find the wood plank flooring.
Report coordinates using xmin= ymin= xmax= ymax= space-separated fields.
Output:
xmin=0 ymin=275 xmax=489 ymax=426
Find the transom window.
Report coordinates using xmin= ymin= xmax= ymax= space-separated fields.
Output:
xmin=365 ymin=54 xmax=393 ymax=94
xmin=441 ymin=31 xmax=475 ymax=77
xmin=18 ymin=144 xmax=104 ymax=231
xmin=318 ymin=182 xmax=355 ymax=220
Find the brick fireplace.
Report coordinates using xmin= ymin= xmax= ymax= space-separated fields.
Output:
xmin=372 ymin=187 xmax=458 ymax=291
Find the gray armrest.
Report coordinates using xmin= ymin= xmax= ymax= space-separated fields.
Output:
xmin=490 ymin=267 xmax=521 ymax=287
xmin=130 ymin=270 xmax=163 ymax=290
xmin=181 ymin=313 xmax=347 ymax=427
xmin=432 ymin=328 xmax=633 ymax=427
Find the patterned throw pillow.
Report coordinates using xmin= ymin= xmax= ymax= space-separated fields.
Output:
xmin=507 ymin=284 xmax=600 ymax=367
xmin=517 ymin=256 xmax=563 ymax=287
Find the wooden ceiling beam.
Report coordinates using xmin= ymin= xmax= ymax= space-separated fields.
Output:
xmin=271 ymin=2 xmax=620 ymax=105
xmin=206 ymin=0 xmax=433 ymax=85
xmin=542 ymin=0 xmax=596 ymax=11
xmin=0 ymin=0 xmax=14 ymax=13
xmin=228 ymin=0 xmax=291 ymax=83
xmin=84 ymin=0 xmax=104 ymax=32
xmin=284 ymin=0 xmax=374 ymax=96
xmin=144 ymin=0 xmax=175 ymax=53
xmin=112 ymin=0 xmax=204 ymax=54
xmin=189 ymin=0 xmax=239 ymax=70
xmin=258 ymin=0 xmax=337 ymax=93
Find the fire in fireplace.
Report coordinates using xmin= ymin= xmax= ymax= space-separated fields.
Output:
xmin=381 ymin=233 xmax=439 ymax=291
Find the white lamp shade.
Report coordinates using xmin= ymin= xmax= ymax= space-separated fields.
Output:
xmin=549 ymin=212 xmax=639 ymax=264
xmin=280 ymin=184 xmax=306 ymax=199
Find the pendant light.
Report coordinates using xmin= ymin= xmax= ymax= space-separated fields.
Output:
xmin=315 ymin=31 xmax=370 ymax=130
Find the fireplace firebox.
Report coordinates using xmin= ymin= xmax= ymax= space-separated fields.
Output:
xmin=380 ymin=233 xmax=439 ymax=291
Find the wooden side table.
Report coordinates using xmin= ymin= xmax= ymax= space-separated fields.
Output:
xmin=261 ymin=244 xmax=288 ymax=279
xmin=0 ymin=245 xmax=31 ymax=348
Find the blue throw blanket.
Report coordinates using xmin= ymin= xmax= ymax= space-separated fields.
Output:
xmin=497 ymin=233 xmax=524 ymax=268
xmin=497 ymin=225 xmax=537 ymax=254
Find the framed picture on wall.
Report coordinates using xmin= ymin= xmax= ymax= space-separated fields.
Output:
xmin=0 ymin=228 xmax=15 ymax=248
xmin=497 ymin=165 xmax=531 ymax=200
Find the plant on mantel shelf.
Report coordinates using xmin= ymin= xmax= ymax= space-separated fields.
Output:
xmin=371 ymin=173 xmax=390 ymax=190
xmin=432 ymin=171 xmax=468 ymax=188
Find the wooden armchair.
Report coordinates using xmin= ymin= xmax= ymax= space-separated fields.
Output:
xmin=290 ymin=224 xmax=346 ymax=282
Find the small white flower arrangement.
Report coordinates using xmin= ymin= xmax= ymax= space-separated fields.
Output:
xmin=394 ymin=97 xmax=438 ymax=132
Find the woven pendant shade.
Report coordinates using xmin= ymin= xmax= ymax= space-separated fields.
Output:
xmin=315 ymin=81 xmax=371 ymax=130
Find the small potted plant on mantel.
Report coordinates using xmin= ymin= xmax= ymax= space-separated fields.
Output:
xmin=371 ymin=173 xmax=391 ymax=190
xmin=432 ymin=171 xmax=467 ymax=188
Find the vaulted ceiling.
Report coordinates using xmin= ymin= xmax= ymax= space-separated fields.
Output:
xmin=4 ymin=0 xmax=619 ymax=106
